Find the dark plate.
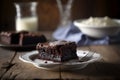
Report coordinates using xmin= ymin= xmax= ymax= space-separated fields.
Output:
xmin=0 ymin=42 xmax=36 ymax=52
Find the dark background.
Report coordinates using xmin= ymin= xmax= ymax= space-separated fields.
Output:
xmin=0 ymin=0 xmax=120 ymax=31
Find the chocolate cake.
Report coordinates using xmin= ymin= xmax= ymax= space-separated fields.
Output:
xmin=0 ymin=31 xmax=47 ymax=45
xmin=0 ymin=31 xmax=21 ymax=44
xmin=36 ymin=41 xmax=78 ymax=62
xmin=19 ymin=33 xmax=47 ymax=45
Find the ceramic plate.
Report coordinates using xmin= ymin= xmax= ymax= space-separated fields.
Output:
xmin=19 ymin=50 xmax=101 ymax=71
xmin=0 ymin=42 xmax=36 ymax=51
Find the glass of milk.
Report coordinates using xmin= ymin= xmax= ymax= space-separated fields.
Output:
xmin=14 ymin=2 xmax=38 ymax=32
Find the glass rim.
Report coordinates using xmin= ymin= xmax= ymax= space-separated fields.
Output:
xmin=14 ymin=2 xmax=38 ymax=5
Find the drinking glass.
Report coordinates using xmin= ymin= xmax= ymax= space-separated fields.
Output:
xmin=14 ymin=2 xmax=38 ymax=32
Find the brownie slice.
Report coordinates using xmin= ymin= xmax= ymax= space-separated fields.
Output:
xmin=0 ymin=31 xmax=20 ymax=44
xmin=19 ymin=33 xmax=47 ymax=45
xmin=36 ymin=41 xmax=78 ymax=62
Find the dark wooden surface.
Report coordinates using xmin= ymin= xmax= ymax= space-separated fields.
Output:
xmin=0 ymin=31 xmax=120 ymax=80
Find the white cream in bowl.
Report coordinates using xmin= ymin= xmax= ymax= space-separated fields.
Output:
xmin=74 ymin=17 xmax=120 ymax=38
xmin=80 ymin=16 xmax=120 ymax=27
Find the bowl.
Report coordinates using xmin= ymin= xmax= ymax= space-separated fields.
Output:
xmin=74 ymin=18 xmax=120 ymax=38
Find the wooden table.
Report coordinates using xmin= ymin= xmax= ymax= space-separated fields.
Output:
xmin=0 ymin=31 xmax=120 ymax=80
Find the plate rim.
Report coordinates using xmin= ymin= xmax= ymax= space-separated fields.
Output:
xmin=0 ymin=42 xmax=36 ymax=51
xmin=0 ymin=42 xmax=36 ymax=47
xmin=19 ymin=50 xmax=101 ymax=70
xmin=74 ymin=19 xmax=120 ymax=28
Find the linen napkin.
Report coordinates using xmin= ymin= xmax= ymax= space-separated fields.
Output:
xmin=53 ymin=22 xmax=120 ymax=46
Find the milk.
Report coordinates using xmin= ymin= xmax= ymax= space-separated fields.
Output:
xmin=16 ymin=17 xmax=38 ymax=32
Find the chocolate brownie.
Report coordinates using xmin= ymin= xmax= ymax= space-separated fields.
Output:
xmin=36 ymin=41 xmax=78 ymax=62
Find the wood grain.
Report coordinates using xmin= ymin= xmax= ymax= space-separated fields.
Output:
xmin=61 ymin=45 xmax=120 ymax=79
xmin=0 ymin=31 xmax=120 ymax=79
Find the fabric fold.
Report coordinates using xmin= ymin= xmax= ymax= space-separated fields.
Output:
xmin=53 ymin=22 xmax=120 ymax=46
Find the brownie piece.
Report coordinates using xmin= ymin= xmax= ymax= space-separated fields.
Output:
xmin=19 ymin=33 xmax=47 ymax=45
xmin=0 ymin=31 xmax=20 ymax=44
xmin=36 ymin=41 xmax=78 ymax=62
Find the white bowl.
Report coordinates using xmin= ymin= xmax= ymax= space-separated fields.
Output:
xmin=74 ymin=19 xmax=120 ymax=38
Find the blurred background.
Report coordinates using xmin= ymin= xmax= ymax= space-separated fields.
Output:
xmin=0 ymin=0 xmax=120 ymax=31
